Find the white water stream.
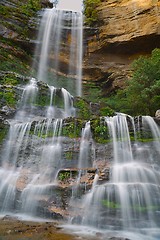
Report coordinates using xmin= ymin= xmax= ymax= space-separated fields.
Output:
xmin=72 ymin=114 xmax=160 ymax=240
xmin=35 ymin=6 xmax=83 ymax=96
xmin=0 ymin=1 xmax=160 ymax=240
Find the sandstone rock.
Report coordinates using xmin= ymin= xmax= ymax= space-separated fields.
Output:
xmin=83 ymin=0 xmax=160 ymax=96
xmin=93 ymin=0 xmax=160 ymax=52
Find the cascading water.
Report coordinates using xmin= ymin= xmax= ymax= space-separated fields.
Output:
xmin=1 ymin=1 xmax=160 ymax=239
xmin=0 ymin=77 xmax=73 ymax=217
xmin=0 ymin=0 xmax=83 ymax=217
xmin=73 ymin=114 xmax=160 ymax=239
xmin=78 ymin=121 xmax=92 ymax=169
xmin=34 ymin=6 xmax=83 ymax=96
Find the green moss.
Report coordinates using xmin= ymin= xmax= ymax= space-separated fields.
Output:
xmin=0 ymin=41 xmax=31 ymax=75
xmin=20 ymin=0 xmax=41 ymax=17
xmin=0 ymin=125 xmax=8 ymax=144
xmin=102 ymin=200 xmax=159 ymax=213
xmin=0 ymin=89 xmax=16 ymax=108
xmin=74 ymin=97 xmax=91 ymax=120
xmin=62 ymin=118 xmax=83 ymax=138
xmin=65 ymin=151 xmax=73 ymax=160
xmin=102 ymin=200 xmax=121 ymax=209
xmin=133 ymin=205 xmax=160 ymax=212
xmin=83 ymin=82 xmax=102 ymax=103
xmin=90 ymin=118 xmax=110 ymax=143
xmin=0 ymin=5 xmax=11 ymax=16
xmin=0 ymin=0 xmax=40 ymax=75
xmin=1 ymin=77 xmax=18 ymax=86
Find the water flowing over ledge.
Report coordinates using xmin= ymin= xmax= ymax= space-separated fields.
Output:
xmin=33 ymin=5 xmax=83 ymax=96
xmin=0 ymin=2 xmax=160 ymax=240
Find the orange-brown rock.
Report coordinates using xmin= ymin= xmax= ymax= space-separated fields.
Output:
xmin=83 ymin=0 xmax=160 ymax=96
xmin=93 ymin=0 xmax=160 ymax=51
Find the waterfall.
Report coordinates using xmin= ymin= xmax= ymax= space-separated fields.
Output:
xmin=34 ymin=7 xmax=83 ymax=96
xmin=75 ymin=114 xmax=160 ymax=239
xmin=78 ymin=121 xmax=92 ymax=169
xmin=0 ymin=0 xmax=83 ymax=217
xmin=0 ymin=1 xmax=160 ymax=239
xmin=0 ymin=79 xmax=68 ymax=217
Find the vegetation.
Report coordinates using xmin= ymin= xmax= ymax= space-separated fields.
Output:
xmin=0 ymin=124 xmax=8 ymax=144
xmin=102 ymin=200 xmax=159 ymax=212
xmin=90 ymin=118 xmax=110 ymax=143
xmin=58 ymin=172 xmax=70 ymax=181
xmin=0 ymin=0 xmax=41 ymax=75
xmin=0 ymin=87 xmax=16 ymax=108
xmin=20 ymin=0 xmax=41 ymax=17
xmin=74 ymin=97 xmax=91 ymax=119
xmin=107 ymin=48 xmax=160 ymax=116
xmin=102 ymin=200 xmax=121 ymax=209
xmin=83 ymin=0 xmax=102 ymax=26
xmin=62 ymin=118 xmax=84 ymax=138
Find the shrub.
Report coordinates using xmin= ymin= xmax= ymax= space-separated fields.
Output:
xmin=83 ymin=0 xmax=101 ymax=26
xmin=107 ymin=48 xmax=160 ymax=116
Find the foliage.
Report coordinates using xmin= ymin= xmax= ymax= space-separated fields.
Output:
xmin=0 ymin=0 xmax=40 ymax=74
xmin=62 ymin=119 xmax=83 ymax=138
xmin=0 ymin=37 xmax=31 ymax=74
xmin=83 ymin=82 xmax=102 ymax=103
xmin=0 ymin=88 xmax=16 ymax=108
xmin=74 ymin=98 xmax=91 ymax=120
xmin=100 ymin=106 xmax=114 ymax=116
xmin=58 ymin=172 xmax=70 ymax=181
xmin=90 ymin=118 xmax=110 ymax=143
xmin=20 ymin=0 xmax=41 ymax=16
xmin=107 ymin=48 xmax=160 ymax=116
xmin=83 ymin=0 xmax=102 ymax=26
xmin=1 ymin=77 xmax=18 ymax=86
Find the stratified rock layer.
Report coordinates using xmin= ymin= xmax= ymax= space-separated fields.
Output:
xmin=83 ymin=0 xmax=160 ymax=96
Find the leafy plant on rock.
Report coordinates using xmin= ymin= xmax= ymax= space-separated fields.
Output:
xmin=83 ymin=0 xmax=102 ymax=26
xmin=107 ymin=48 xmax=160 ymax=116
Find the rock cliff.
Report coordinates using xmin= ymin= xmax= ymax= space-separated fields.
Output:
xmin=83 ymin=0 xmax=160 ymax=96
xmin=0 ymin=0 xmax=52 ymax=75
xmin=0 ymin=0 xmax=159 ymax=98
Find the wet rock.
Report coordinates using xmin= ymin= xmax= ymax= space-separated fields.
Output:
xmin=155 ymin=109 xmax=160 ymax=119
xmin=98 ymin=167 xmax=110 ymax=183
xmin=41 ymin=0 xmax=53 ymax=8
xmin=71 ymin=215 xmax=82 ymax=224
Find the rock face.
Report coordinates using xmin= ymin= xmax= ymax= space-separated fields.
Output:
xmin=83 ymin=0 xmax=160 ymax=96
xmin=0 ymin=0 xmax=52 ymax=75
xmin=1 ymin=0 xmax=159 ymax=98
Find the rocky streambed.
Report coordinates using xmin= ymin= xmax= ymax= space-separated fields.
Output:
xmin=0 ymin=218 xmax=75 ymax=240
xmin=0 ymin=216 xmax=132 ymax=240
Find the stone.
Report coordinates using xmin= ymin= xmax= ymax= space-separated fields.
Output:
xmin=83 ymin=0 xmax=160 ymax=96
xmin=155 ymin=109 xmax=160 ymax=119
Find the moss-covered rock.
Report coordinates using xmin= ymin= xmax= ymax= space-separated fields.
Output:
xmin=90 ymin=117 xmax=110 ymax=143
xmin=0 ymin=71 xmax=31 ymax=110
xmin=0 ymin=0 xmax=44 ymax=75
xmin=62 ymin=117 xmax=85 ymax=138
xmin=0 ymin=118 xmax=9 ymax=145
xmin=74 ymin=97 xmax=91 ymax=120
